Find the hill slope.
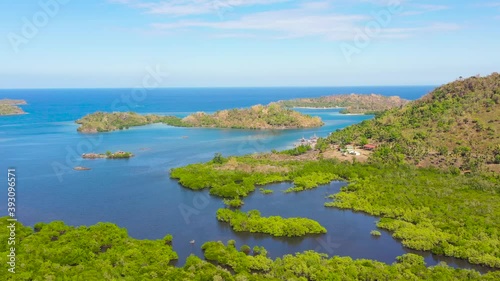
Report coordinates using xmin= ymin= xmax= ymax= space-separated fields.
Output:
xmin=327 ymin=73 xmax=500 ymax=173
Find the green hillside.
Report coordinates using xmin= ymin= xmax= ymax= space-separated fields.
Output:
xmin=327 ymin=73 xmax=500 ymax=173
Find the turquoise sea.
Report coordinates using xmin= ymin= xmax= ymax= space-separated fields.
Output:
xmin=0 ymin=86 xmax=490 ymax=271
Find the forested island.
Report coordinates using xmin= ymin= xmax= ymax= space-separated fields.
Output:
xmin=0 ymin=99 xmax=27 ymax=115
xmin=76 ymin=103 xmax=323 ymax=133
xmin=216 ymin=209 xmax=327 ymax=237
xmin=278 ymin=93 xmax=409 ymax=114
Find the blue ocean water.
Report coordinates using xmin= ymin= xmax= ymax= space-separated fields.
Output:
xmin=1 ymin=86 xmax=490 ymax=271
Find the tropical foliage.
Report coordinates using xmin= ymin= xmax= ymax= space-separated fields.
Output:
xmin=0 ymin=217 xmax=178 ymax=280
xmin=201 ymin=241 xmax=500 ymax=280
xmin=259 ymin=188 xmax=274 ymax=194
xmin=223 ymin=197 xmax=244 ymax=208
xmin=324 ymin=166 xmax=500 ymax=268
xmin=279 ymin=144 xmax=312 ymax=156
xmin=5 ymin=218 xmax=498 ymax=280
xmin=216 ymin=209 xmax=327 ymax=237
xmin=170 ymin=155 xmax=341 ymax=198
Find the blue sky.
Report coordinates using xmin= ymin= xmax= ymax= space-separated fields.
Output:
xmin=0 ymin=0 xmax=499 ymax=88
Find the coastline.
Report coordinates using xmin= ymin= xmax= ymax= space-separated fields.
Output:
xmin=0 ymin=112 xmax=27 ymax=116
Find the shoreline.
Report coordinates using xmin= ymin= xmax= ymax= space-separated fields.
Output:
xmin=0 ymin=112 xmax=27 ymax=116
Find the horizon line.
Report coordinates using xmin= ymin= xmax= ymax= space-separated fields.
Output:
xmin=0 ymin=85 xmax=439 ymax=91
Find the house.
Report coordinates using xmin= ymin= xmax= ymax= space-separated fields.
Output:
xmin=363 ymin=144 xmax=377 ymax=150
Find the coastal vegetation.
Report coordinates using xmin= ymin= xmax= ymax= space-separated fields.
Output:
xmin=76 ymin=103 xmax=323 ymax=133
xmin=223 ymin=197 xmax=244 ymax=208
xmin=4 ymin=217 xmax=499 ymax=280
xmin=279 ymin=144 xmax=312 ymax=156
xmin=201 ymin=240 xmax=500 ymax=280
xmin=259 ymin=188 xmax=274 ymax=194
xmin=278 ymin=93 xmax=409 ymax=114
xmin=216 ymin=209 xmax=327 ymax=237
xmin=0 ymin=217 xmax=178 ymax=280
xmin=0 ymin=99 xmax=27 ymax=115
xmin=170 ymin=155 xmax=340 ymax=198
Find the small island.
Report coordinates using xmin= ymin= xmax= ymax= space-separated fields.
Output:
xmin=76 ymin=103 xmax=323 ymax=133
xmin=82 ymin=151 xmax=134 ymax=159
xmin=216 ymin=208 xmax=327 ymax=237
xmin=278 ymin=94 xmax=409 ymax=114
xmin=0 ymin=99 xmax=27 ymax=116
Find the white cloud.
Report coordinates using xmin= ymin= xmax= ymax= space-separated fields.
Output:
xmin=483 ymin=2 xmax=500 ymax=7
xmin=379 ymin=22 xmax=460 ymax=39
xmin=151 ymin=6 xmax=369 ymax=40
xmin=110 ymin=0 xmax=461 ymax=41
xmin=400 ymin=4 xmax=450 ymax=16
xmin=110 ymin=0 xmax=291 ymax=16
